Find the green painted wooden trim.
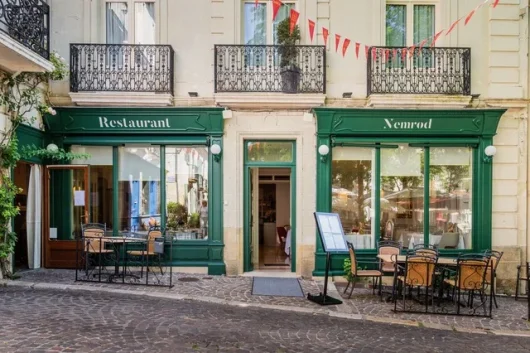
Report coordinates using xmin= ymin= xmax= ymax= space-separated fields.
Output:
xmin=423 ymin=147 xmax=430 ymax=245
xmin=112 ymin=147 xmax=119 ymax=236
xmin=62 ymin=135 xmax=209 ymax=146
xmin=333 ymin=137 xmax=480 ymax=145
xmin=15 ymin=124 xmax=47 ymax=164
xmin=209 ymin=136 xmax=223 ymax=247
xmin=46 ymin=107 xmax=224 ymax=135
xmin=374 ymin=148 xmax=381 ymax=245
xmin=290 ymin=142 xmax=297 ymax=273
xmin=243 ymin=165 xmax=251 ymax=272
xmin=160 ymin=146 xmax=166 ymax=233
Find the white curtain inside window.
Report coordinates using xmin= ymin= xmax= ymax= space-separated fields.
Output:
xmin=135 ymin=2 xmax=155 ymax=44
xmin=431 ymin=147 xmax=472 ymax=166
xmin=413 ymin=5 xmax=435 ymax=44
xmin=26 ymin=165 xmax=42 ymax=269
xmin=332 ymin=147 xmax=372 ymax=161
xmin=106 ymin=2 xmax=129 ymax=44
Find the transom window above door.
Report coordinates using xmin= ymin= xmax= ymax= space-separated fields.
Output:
xmin=386 ymin=1 xmax=436 ymax=46
xmin=105 ymin=0 xmax=156 ymax=44
xmin=243 ymin=1 xmax=296 ymax=45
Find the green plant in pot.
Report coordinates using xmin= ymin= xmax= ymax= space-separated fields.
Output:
xmin=277 ymin=17 xmax=301 ymax=93
xmin=167 ymin=202 xmax=188 ymax=231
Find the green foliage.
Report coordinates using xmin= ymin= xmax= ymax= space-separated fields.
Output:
xmin=276 ymin=17 xmax=301 ymax=68
xmin=21 ymin=145 xmax=90 ymax=162
xmin=189 ymin=212 xmax=200 ymax=229
xmin=343 ymin=257 xmax=354 ymax=283
xmin=0 ymin=50 xmax=69 ymax=277
xmin=167 ymin=202 xmax=188 ymax=230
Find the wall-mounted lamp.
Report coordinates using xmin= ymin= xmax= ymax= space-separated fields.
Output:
xmin=46 ymin=143 xmax=59 ymax=153
xmin=484 ymin=145 xmax=497 ymax=163
xmin=188 ymin=92 xmax=198 ymax=97
xmin=342 ymin=92 xmax=352 ymax=98
xmin=318 ymin=144 xmax=330 ymax=162
xmin=211 ymin=143 xmax=222 ymax=162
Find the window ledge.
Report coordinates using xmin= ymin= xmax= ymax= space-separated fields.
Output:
xmin=367 ymin=94 xmax=472 ymax=109
xmin=69 ymin=92 xmax=173 ymax=107
xmin=214 ymin=93 xmax=326 ymax=110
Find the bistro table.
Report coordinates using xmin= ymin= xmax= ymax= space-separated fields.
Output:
xmin=377 ymin=254 xmax=457 ymax=266
xmin=103 ymin=236 xmax=148 ymax=280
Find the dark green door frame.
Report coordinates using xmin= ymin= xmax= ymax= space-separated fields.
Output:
xmin=313 ymin=108 xmax=506 ymax=276
xmin=243 ymin=140 xmax=297 ymax=273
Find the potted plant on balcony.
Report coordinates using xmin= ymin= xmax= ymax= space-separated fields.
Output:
xmin=277 ymin=17 xmax=301 ymax=93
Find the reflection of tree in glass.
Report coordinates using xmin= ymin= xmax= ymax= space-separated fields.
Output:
xmin=332 ymin=160 xmax=371 ymax=225
xmin=247 ymin=142 xmax=292 ymax=162
xmin=386 ymin=5 xmax=406 ymax=46
xmin=246 ymin=4 xmax=266 ymax=45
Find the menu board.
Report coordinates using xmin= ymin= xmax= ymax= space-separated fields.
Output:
xmin=314 ymin=212 xmax=348 ymax=252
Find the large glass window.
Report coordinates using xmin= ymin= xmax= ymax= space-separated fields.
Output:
xmin=386 ymin=3 xmax=435 ymax=46
xmin=243 ymin=1 xmax=295 ymax=45
xmin=165 ymin=146 xmax=209 ymax=240
xmin=332 ymin=147 xmax=376 ymax=249
xmin=331 ymin=144 xmax=473 ymax=251
xmin=71 ymin=146 xmax=114 ymax=231
xmin=106 ymin=0 xmax=155 ymax=44
xmin=247 ymin=141 xmax=293 ymax=162
xmin=118 ymin=146 xmax=161 ymax=234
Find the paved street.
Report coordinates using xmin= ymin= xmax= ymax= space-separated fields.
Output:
xmin=1 ymin=287 xmax=529 ymax=353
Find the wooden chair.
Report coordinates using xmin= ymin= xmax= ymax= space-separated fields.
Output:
xmin=344 ymin=242 xmax=383 ymax=299
xmin=127 ymin=230 xmax=164 ymax=277
xmin=378 ymin=240 xmax=401 ymax=274
xmin=82 ymin=225 xmax=112 ymax=277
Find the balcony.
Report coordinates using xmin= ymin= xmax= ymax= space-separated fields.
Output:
xmin=214 ymin=44 xmax=326 ymax=109
xmin=0 ymin=0 xmax=53 ymax=72
xmin=69 ymin=44 xmax=175 ymax=106
xmin=367 ymin=47 xmax=471 ymax=108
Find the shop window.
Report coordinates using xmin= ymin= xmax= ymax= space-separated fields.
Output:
xmin=71 ymin=146 xmax=114 ymax=230
xmin=165 ymin=146 xmax=209 ymax=240
xmin=247 ymin=141 xmax=293 ymax=162
xmin=118 ymin=146 xmax=161 ymax=234
xmin=331 ymin=147 xmax=376 ymax=249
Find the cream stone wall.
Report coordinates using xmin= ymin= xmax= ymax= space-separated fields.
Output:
xmin=222 ymin=111 xmax=316 ymax=276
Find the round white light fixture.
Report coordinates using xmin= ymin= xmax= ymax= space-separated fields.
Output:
xmin=484 ymin=145 xmax=497 ymax=157
xmin=318 ymin=144 xmax=330 ymax=156
xmin=46 ymin=143 xmax=59 ymax=152
xmin=210 ymin=144 xmax=222 ymax=155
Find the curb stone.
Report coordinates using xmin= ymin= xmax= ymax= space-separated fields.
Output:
xmin=3 ymin=279 xmax=530 ymax=338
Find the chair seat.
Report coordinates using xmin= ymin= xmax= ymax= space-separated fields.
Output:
xmin=357 ymin=270 xmax=382 ymax=277
xmin=127 ymin=250 xmax=156 ymax=256
xmin=87 ymin=249 xmax=114 ymax=254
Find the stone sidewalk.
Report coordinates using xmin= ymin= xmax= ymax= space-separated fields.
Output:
xmin=3 ymin=269 xmax=530 ymax=337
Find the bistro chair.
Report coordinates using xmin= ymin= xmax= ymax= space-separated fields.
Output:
xmin=443 ymin=255 xmax=491 ymax=316
xmin=82 ymin=224 xmax=113 ymax=277
xmin=484 ymin=250 xmax=503 ymax=308
xmin=344 ymin=242 xmax=383 ymax=299
xmin=127 ymin=230 xmax=165 ymax=277
xmin=378 ymin=240 xmax=401 ymax=274
xmin=393 ymin=254 xmax=437 ymax=313
xmin=515 ymin=262 xmax=530 ymax=300
xmin=410 ymin=246 xmax=438 ymax=260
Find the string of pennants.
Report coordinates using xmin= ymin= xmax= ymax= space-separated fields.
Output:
xmin=257 ymin=0 xmax=501 ymax=59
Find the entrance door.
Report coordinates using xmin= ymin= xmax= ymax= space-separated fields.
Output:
xmin=44 ymin=165 xmax=89 ymax=268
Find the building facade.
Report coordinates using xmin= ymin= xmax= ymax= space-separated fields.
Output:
xmin=5 ymin=0 xmax=528 ymax=290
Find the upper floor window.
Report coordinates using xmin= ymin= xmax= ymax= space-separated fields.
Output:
xmin=243 ymin=1 xmax=295 ymax=45
xmin=386 ymin=2 xmax=435 ymax=46
xmin=106 ymin=0 xmax=156 ymax=44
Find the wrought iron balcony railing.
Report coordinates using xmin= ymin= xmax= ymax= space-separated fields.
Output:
xmin=367 ymin=47 xmax=471 ymax=95
xmin=0 ymin=0 xmax=50 ymax=59
xmin=70 ymin=44 xmax=175 ymax=94
xmin=214 ymin=44 xmax=326 ymax=94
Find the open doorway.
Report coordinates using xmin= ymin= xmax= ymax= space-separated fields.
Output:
xmin=250 ymin=168 xmax=292 ymax=271
xmin=13 ymin=161 xmax=32 ymax=271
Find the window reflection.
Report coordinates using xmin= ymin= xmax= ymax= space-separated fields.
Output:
xmin=331 ymin=147 xmax=375 ymax=249
xmin=429 ymin=147 xmax=472 ymax=249
xmin=165 ymin=146 xmax=209 ymax=240
xmin=118 ymin=146 xmax=161 ymax=234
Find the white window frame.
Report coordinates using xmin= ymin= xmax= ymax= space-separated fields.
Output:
xmin=242 ymin=1 xmax=297 ymax=45
xmin=102 ymin=0 xmax=157 ymax=44
xmin=385 ymin=0 xmax=441 ymax=46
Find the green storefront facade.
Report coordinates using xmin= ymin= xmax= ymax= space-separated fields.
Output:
xmin=44 ymin=107 xmax=225 ymax=275
xmin=313 ymin=108 xmax=506 ymax=276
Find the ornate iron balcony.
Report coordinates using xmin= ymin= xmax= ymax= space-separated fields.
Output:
xmin=70 ymin=44 xmax=175 ymax=94
xmin=367 ymin=47 xmax=471 ymax=95
xmin=214 ymin=44 xmax=326 ymax=94
xmin=0 ymin=0 xmax=50 ymax=59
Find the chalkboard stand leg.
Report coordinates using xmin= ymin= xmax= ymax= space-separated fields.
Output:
xmin=307 ymin=252 xmax=343 ymax=306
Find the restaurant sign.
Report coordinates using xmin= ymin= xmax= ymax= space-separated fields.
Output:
xmin=383 ymin=118 xmax=432 ymax=130
xmin=99 ymin=116 xmax=171 ymax=129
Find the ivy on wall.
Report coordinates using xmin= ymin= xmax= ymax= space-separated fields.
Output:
xmin=0 ymin=52 xmax=87 ymax=277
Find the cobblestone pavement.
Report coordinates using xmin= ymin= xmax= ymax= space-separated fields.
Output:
xmin=9 ymin=269 xmax=530 ymax=334
xmin=1 ymin=287 xmax=530 ymax=353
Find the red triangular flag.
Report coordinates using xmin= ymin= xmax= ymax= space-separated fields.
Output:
xmin=392 ymin=48 xmax=397 ymax=61
xmin=409 ymin=45 xmax=416 ymax=58
xmin=384 ymin=49 xmax=390 ymax=62
xmin=419 ymin=39 xmax=427 ymax=50
xmin=401 ymin=48 xmax=407 ymax=61
xmin=371 ymin=47 xmax=377 ymax=61
xmin=272 ymin=0 xmax=282 ymax=21
xmin=255 ymin=0 xmax=258 ymax=7
xmin=322 ymin=27 xmax=329 ymax=47
xmin=365 ymin=45 xmax=370 ymax=59
xmin=430 ymin=30 xmax=444 ymax=47
xmin=493 ymin=0 xmax=500 ymax=8
xmin=446 ymin=19 xmax=460 ymax=36
xmin=342 ymin=38 xmax=351 ymax=57
xmin=335 ymin=34 xmax=341 ymax=52
xmin=355 ymin=42 xmax=360 ymax=59
xmin=308 ymin=20 xmax=315 ymax=42
xmin=289 ymin=9 xmax=299 ymax=34
xmin=465 ymin=9 xmax=476 ymax=25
